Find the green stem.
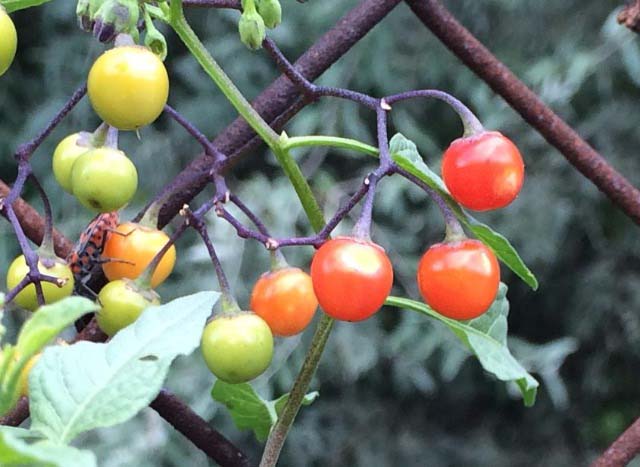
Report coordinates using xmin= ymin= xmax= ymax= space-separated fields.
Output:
xmin=270 ymin=249 xmax=289 ymax=271
xmin=168 ymin=3 xmax=333 ymax=461
xmin=259 ymin=315 xmax=334 ymax=467
xmin=256 ymin=141 xmax=332 ymax=467
xmin=273 ymin=146 xmax=325 ymax=231
xmin=282 ymin=134 xmax=379 ymax=157
xmin=139 ymin=200 xmax=163 ymax=229
xmin=168 ymin=1 xmax=280 ymax=149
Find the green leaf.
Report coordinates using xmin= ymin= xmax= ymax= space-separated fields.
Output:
xmin=0 ymin=0 xmax=52 ymax=13
xmin=212 ymin=382 xmax=274 ymax=441
xmin=0 ymin=297 xmax=97 ymax=416
xmin=212 ymin=381 xmax=319 ymax=442
xmin=273 ymin=391 xmax=319 ymax=416
xmin=0 ymin=427 xmax=96 ymax=467
xmin=390 ymin=133 xmax=538 ymax=290
xmin=385 ymin=284 xmax=539 ymax=406
xmin=29 ymin=291 xmax=218 ymax=443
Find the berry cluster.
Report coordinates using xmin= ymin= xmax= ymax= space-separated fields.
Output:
xmin=1 ymin=2 xmax=526 ymax=384
xmin=0 ymin=2 xmax=532 ymax=462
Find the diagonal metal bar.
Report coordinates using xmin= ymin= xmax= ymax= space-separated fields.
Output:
xmin=405 ymin=0 xmax=640 ymax=225
xmin=592 ymin=416 xmax=640 ymax=467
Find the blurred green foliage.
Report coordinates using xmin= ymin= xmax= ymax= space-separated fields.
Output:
xmin=1 ymin=0 xmax=640 ymax=465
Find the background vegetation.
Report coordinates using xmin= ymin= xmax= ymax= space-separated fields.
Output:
xmin=2 ymin=0 xmax=640 ymax=465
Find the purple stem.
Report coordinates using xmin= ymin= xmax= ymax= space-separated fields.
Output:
xmin=104 ymin=126 xmax=119 ymax=149
xmin=393 ymin=166 xmax=465 ymax=239
xmin=164 ymin=105 xmax=227 ymax=160
xmin=314 ymin=86 xmax=378 ymax=109
xmin=212 ymin=172 xmax=230 ymax=202
xmin=376 ymin=105 xmax=391 ymax=168
xmin=3 ymin=83 xmax=89 ymax=307
xmin=215 ymin=204 xmax=271 ymax=245
xmin=351 ymin=175 xmax=378 ymax=240
xmin=262 ymin=38 xmax=317 ymax=99
xmin=217 ymin=181 xmax=371 ymax=249
xmin=229 ymin=194 xmax=271 ymax=236
xmin=4 ymin=275 xmax=33 ymax=304
xmin=27 ymin=175 xmax=55 ymax=259
xmin=3 ymin=166 xmax=47 ymax=306
xmin=262 ymin=38 xmax=378 ymax=109
xmin=15 ymin=85 xmax=87 ymax=161
xmin=184 ymin=204 xmax=235 ymax=300
xmin=384 ymin=89 xmax=484 ymax=136
xmin=141 ymin=223 xmax=189 ymax=288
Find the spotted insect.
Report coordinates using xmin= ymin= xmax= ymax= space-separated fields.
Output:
xmin=67 ymin=211 xmax=119 ymax=294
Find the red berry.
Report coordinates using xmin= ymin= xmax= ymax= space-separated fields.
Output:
xmin=311 ymin=237 xmax=393 ymax=322
xmin=251 ymin=267 xmax=318 ymax=337
xmin=417 ymin=239 xmax=500 ymax=320
xmin=442 ymin=131 xmax=524 ymax=211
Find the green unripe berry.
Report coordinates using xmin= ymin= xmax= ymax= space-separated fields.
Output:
xmin=97 ymin=279 xmax=160 ymax=336
xmin=52 ymin=133 xmax=91 ymax=193
xmin=0 ymin=7 xmax=17 ymax=77
xmin=71 ymin=147 xmax=138 ymax=212
xmin=201 ymin=312 xmax=274 ymax=384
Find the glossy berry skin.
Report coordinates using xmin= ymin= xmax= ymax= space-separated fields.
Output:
xmin=70 ymin=148 xmax=138 ymax=212
xmin=87 ymin=46 xmax=169 ymax=130
xmin=201 ymin=313 xmax=274 ymax=384
xmin=250 ymin=267 xmax=318 ymax=337
xmin=0 ymin=8 xmax=17 ymax=76
xmin=311 ymin=237 xmax=394 ymax=322
xmin=52 ymin=133 xmax=90 ymax=193
xmin=442 ymin=131 xmax=524 ymax=211
xmin=417 ymin=239 xmax=500 ymax=320
xmin=102 ymin=222 xmax=176 ymax=288
xmin=5 ymin=255 xmax=74 ymax=311
xmin=97 ymin=279 xmax=160 ymax=336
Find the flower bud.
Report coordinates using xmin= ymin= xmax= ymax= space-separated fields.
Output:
xmin=257 ymin=0 xmax=281 ymax=29
xmin=238 ymin=8 xmax=266 ymax=50
xmin=144 ymin=19 xmax=168 ymax=60
xmin=76 ymin=0 xmax=94 ymax=31
xmin=91 ymin=0 xmax=140 ymax=43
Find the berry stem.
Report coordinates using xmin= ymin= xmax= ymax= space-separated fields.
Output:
xmin=89 ymin=122 xmax=110 ymax=147
xmin=28 ymin=175 xmax=56 ymax=261
xmin=135 ymin=224 xmax=187 ymax=291
xmin=229 ymin=194 xmax=271 ymax=236
xmin=3 ymin=164 xmax=48 ymax=306
xmin=269 ymin=249 xmax=289 ymax=271
xmin=394 ymin=166 xmax=466 ymax=241
xmin=104 ymin=126 xmax=119 ymax=149
xmin=164 ymin=104 xmax=226 ymax=159
xmin=14 ymin=84 xmax=87 ymax=162
xmin=384 ymin=89 xmax=484 ymax=137
xmin=183 ymin=205 xmax=242 ymax=314
xmin=263 ymin=37 xmax=378 ymax=109
xmin=351 ymin=174 xmax=378 ymax=240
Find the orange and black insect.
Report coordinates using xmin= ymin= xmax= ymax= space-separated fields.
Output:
xmin=67 ymin=211 xmax=119 ymax=289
